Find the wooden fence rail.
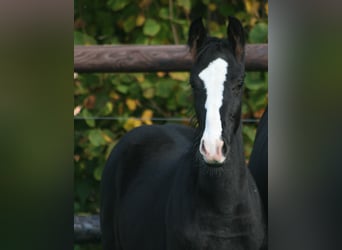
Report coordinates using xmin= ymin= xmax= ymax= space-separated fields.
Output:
xmin=74 ymin=44 xmax=267 ymax=73
xmin=74 ymin=215 xmax=101 ymax=244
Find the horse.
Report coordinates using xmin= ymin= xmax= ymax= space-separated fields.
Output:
xmin=100 ymin=16 xmax=266 ymax=250
xmin=248 ymin=106 xmax=268 ymax=217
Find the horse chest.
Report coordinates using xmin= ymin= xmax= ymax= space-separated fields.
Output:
xmin=166 ymin=202 xmax=258 ymax=250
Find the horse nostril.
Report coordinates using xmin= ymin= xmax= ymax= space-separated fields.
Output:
xmin=201 ymin=140 xmax=207 ymax=154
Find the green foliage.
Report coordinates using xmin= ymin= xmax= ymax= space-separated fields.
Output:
xmin=74 ymin=0 xmax=268 ymax=220
xmin=108 ymin=0 xmax=131 ymax=11
xmin=249 ymin=22 xmax=268 ymax=43
xmin=143 ymin=19 xmax=161 ymax=36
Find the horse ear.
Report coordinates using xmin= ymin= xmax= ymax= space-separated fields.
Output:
xmin=227 ymin=16 xmax=245 ymax=62
xmin=188 ymin=18 xmax=207 ymax=58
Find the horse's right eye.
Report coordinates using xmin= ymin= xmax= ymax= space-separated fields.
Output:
xmin=193 ymin=88 xmax=205 ymax=96
xmin=191 ymin=83 xmax=205 ymax=92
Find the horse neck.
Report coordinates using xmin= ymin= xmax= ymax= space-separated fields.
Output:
xmin=195 ymin=123 xmax=248 ymax=214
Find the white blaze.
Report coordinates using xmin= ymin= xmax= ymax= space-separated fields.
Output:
xmin=198 ymin=58 xmax=228 ymax=162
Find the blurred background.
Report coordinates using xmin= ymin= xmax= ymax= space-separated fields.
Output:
xmin=74 ymin=1 xmax=267 ymax=249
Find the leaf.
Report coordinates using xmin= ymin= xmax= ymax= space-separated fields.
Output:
xmin=218 ymin=3 xmax=235 ymax=16
xmin=81 ymin=109 xmax=95 ymax=127
xmin=136 ymin=14 xmax=145 ymax=27
xmin=176 ymin=0 xmax=191 ymax=13
xmin=83 ymin=95 xmax=96 ymax=109
xmin=169 ymin=72 xmax=189 ymax=81
xmin=76 ymin=180 xmax=91 ymax=206
xmin=135 ymin=34 xmax=149 ymax=44
xmin=156 ymin=79 xmax=176 ymax=98
xmin=88 ymin=129 xmax=106 ymax=147
xmin=116 ymin=85 xmax=129 ymax=94
xmin=74 ymin=80 xmax=89 ymax=95
xmin=105 ymin=141 xmax=117 ymax=159
xmin=102 ymin=133 xmax=113 ymax=143
xmin=208 ymin=3 xmax=216 ymax=12
xmin=139 ymin=80 xmax=152 ymax=90
xmin=242 ymin=102 xmax=249 ymax=116
xmin=74 ymin=31 xmax=97 ymax=45
xmin=139 ymin=0 xmax=152 ymax=8
xmin=101 ymin=102 xmax=113 ymax=116
xmin=249 ymin=22 xmax=268 ymax=43
xmin=123 ymin=16 xmax=136 ymax=33
xmin=248 ymin=94 xmax=267 ymax=111
xmin=123 ymin=118 xmax=142 ymax=131
xmin=143 ymin=88 xmax=155 ymax=99
xmin=93 ymin=167 xmax=103 ymax=181
xmin=243 ymin=125 xmax=256 ymax=142
xmin=157 ymin=72 xmax=166 ymax=78
xmin=107 ymin=0 xmax=130 ymax=11
xmin=84 ymin=144 xmax=103 ymax=160
xmin=109 ymin=91 xmax=120 ymax=100
xmin=118 ymin=74 xmax=134 ymax=84
xmin=244 ymin=72 xmax=267 ymax=91
xmin=102 ymin=129 xmax=115 ymax=143
xmin=167 ymin=98 xmax=177 ymax=111
xmin=134 ymin=73 xmax=145 ymax=83
xmin=172 ymin=19 xmax=187 ymax=25
xmin=244 ymin=0 xmax=260 ymax=16
xmin=141 ymin=109 xmax=153 ymax=125
xmin=143 ymin=19 xmax=161 ymax=37
xmin=208 ymin=21 xmax=220 ymax=33
xmin=126 ymin=98 xmax=137 ymax=111
xmin=177 ymin=90 xmax=191 ymax=107
xmin=159 ymin=8 xmax=169 ymax=20
xmin=245 ymin=79 xmax=266 ymax=91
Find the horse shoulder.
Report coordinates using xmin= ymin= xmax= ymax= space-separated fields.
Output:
xmin=102 ymin=124 xmax=195 ymax=250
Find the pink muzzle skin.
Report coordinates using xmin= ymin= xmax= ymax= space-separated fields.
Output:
xmin=199 ymin=138 xmax=226 ymax=164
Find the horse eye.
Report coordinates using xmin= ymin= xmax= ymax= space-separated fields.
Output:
xmin=192 ymin=86 xmax=206 ymax=93
xmin=232 ymin=83 xmax=242 ymax=95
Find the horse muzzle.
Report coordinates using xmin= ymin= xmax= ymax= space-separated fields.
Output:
xmin=199 ymin=138 xmax=227 ymax=164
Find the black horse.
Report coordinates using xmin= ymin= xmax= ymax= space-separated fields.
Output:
xmin=100 ymin=17 xmax=266 ymax=250
xmin=249 ymin=106 xmax=268 ymax=217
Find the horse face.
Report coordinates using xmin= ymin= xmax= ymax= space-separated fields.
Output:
xmin=188 ymin=17 xmax=245 ymax=165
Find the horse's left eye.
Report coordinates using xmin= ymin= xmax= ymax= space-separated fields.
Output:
xmin=231 ymin=82 xmax=243 ymax=96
